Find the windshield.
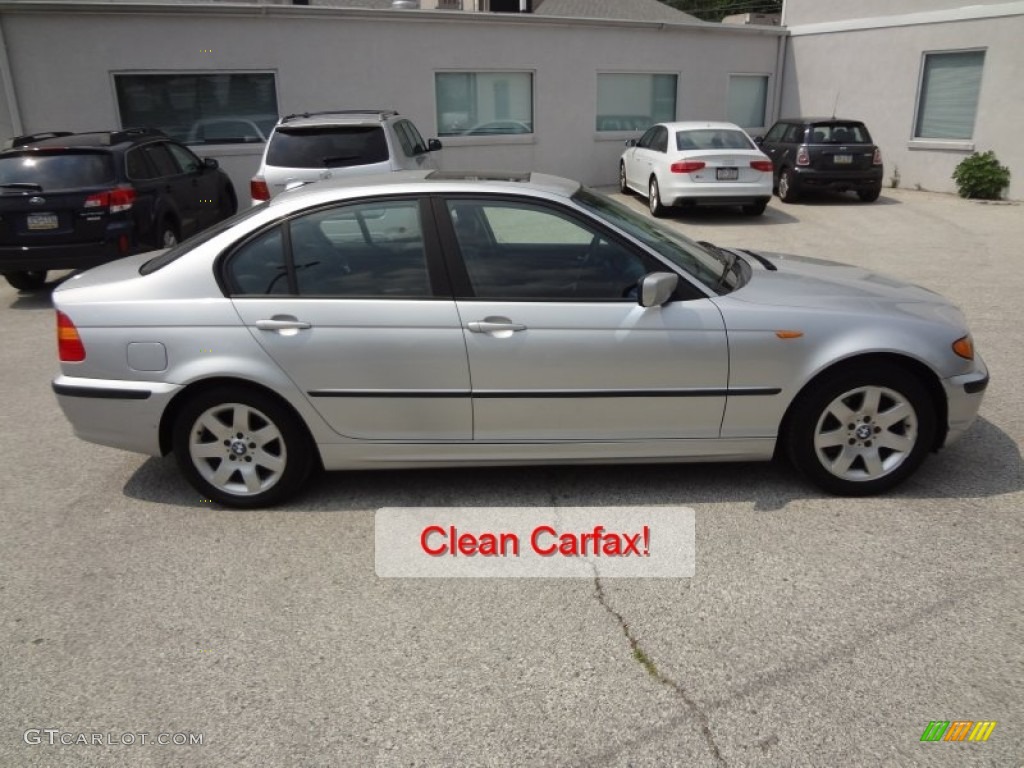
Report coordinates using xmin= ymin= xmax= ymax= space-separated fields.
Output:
xmin=266 ymin=126 xmax=388 ymax=168
xmin=572 ymin=187 xmax=740 ymax=293
xmin=676 ymin=129 xmax=755 ymax=151
xmin=140 ymin=204 xmax=269 ymax=275
xmin=0 ymin=151 xmax=114 ymax=190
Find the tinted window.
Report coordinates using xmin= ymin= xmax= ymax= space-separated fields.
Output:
xmin=125 ymin=148 xmax=154 ymax=180
xmin=0 ymin=151 xmax=114 ymax=189
xmin=783 ymin=124 xmax=806 ymax=143
xmin=225 ymin=226 xmax=289 ymax=295
xmin=676 ymin=129 xmax=755 ymax=151
xmin=141 ymin=143 xmax=180 ymax=177
xmin=447 ymin=199 xmax=650 ymax=301
xmin=763 ymin=122 xmax=788 ymax=142
xmin=637 ymin=127 xmax=658 ymax=149
xmin=266 ymin=126 xmax=388 ymax=169
xmin=290 ymin=200 xmax=431 ymax=297
xmin=808 ymin=123 xmax=872 ymax=144
xmin=653 ymin=127 xmax=669 ymax=153
xmin=166 ymin=142 xmax=201 ymax=173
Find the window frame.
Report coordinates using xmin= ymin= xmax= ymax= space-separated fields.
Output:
xmin=110 ymin=70 xmax=280 ymax=147
xmin=434 ymin=70 xmax=536 ymax=145
xmin=909 ymin=48 xmax=986 ymax=151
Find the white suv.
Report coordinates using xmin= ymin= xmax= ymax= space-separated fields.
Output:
xmin=250 ymin=110 xmax=442 ymax=204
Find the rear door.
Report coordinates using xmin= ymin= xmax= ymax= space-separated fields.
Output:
xmin=0 ymin=150 xmax=116 ymax=249
xmin=227 ymin=196 xmax=471 ymax=441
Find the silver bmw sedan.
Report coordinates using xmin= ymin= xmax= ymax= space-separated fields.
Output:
xmin=51 ymin=170 xmax=988 ymax=508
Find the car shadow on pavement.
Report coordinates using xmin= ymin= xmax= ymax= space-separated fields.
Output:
xmin=668 ymin=206 xmax=800 ymax=227
xmin=122 ymin=417 xmax=1020 ymax=512
xmin=5 ymin=274 xmax=73 ymax=310
xmin=780 ymin=190 xmax=902 ymax=207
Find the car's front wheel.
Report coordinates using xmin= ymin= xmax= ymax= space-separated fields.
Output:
xmin=619 ymin=163 xmax=631 ymax=195
xmin=172 ymin=387 xmax=314 ymax=508
xmin=787 ymin=364 xmax=936 ymax=496
xmin=648 ymin=177 xmax=667 ymax=217
xmin=4 ymin=270 xmax=48 ymax=291
xmin=158 ymin=220 xmax=179 ymax=249
xmin=778 ymin=169 xmax=800 ymax=203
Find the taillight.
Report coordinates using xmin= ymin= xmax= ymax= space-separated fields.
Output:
xmin=796 ymin=147 xmax=810 ymax=167
xmin=750 ymin=160 xmax=773 ymax=172
xmin=872 ymin=147 xmax=883 ymax=166
xmin=250 ymin=177 xmax=270 ymax=201
xmin=670 ymin=161 xmax=706 ymax=174
xmin=56 ymin=311 xmax=86 ymax=362
xmin=84 ymin=186 xmax=136 ymax=213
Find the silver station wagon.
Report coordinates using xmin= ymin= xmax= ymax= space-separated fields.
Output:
xmin=52 ymin=171 xmax=988 ymax=507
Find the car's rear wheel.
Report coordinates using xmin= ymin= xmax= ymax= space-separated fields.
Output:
xmin=648 ymin=176 xmax=667 ymax=217
xmin=778 ymin=169 xmax=799 ymax=203
xmin=858 ymin=186 xmax=882 ymax=202
xmin=787 ymin=364 xmax=936 ymax=496
xmin=619 ymin=163 xmax=631 ymax=195
xmin=4 ymin=270 xmax=48 ymax=291
xmin=172 ymin=387 xmax=314 ymax=508
xmin=742 ymin=199 xmax=768 ymax=216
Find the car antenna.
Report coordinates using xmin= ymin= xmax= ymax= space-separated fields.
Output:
xmin=831 ymin=91 xmax=840 ymax=119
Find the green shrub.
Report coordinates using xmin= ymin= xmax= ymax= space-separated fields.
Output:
xmin=952 ymin=151 xmax=1011 ymax=199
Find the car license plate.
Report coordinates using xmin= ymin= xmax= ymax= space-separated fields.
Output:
xmin=27 ymin=213 xmax=59 ymax=231
xmin=833 ymin=155 xmax=853 ymax=165
xmin=716 ymin=167 xmax=739 ymax=181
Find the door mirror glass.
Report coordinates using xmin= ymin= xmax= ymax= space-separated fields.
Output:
xmin=639 ymin=272 xmax=679 ymax=307
xmin=202 ymin=157 xmax=219 ymax=170
xmin=427 ymin=138 xmax=443 ymax=152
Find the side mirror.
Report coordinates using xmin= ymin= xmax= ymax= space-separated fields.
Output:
xmin=202 ymin=157 xmax=219 ymax=170
xmin=427 ymin=138 xmax=443 ymax=152
xmin=625 ymin=139 xmax=638 ymax=147
xmin=638 ymin=272 xmax=679 ymax=308
xmin=753 ymin=136 xmax=764 ymax=146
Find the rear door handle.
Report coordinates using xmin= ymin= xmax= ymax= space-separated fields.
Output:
xmin=256 ymin=317 xmax=311 ymax=331
xmin=467 ymin=319 xmax=527 ymax=334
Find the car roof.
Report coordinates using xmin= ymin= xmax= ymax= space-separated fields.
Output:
xmin=658 ymin=121 xmax=748 ymax=132
xmin=5 ymin=129 xmax=166 ymax=151
xmin=265 ymin=170 xmax=581 ymax=209
xmin=277 ymin=110 xmax=400 ymax=129
xmin=779 ymin=117 xmax=867 ymax=125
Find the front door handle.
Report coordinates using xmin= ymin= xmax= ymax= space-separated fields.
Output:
xmin=256 ymin=317 xmax=311 ymax=332
xmin=467 ymin=318 xmax=527 ymax=335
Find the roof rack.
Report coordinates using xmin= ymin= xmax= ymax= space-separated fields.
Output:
xmin=6 ymin=131 xmax=74 ymax=148
xmin=281 ymin=110 xmax=399 ymax=123
xmin=110 ymin=127 xmax=168 ymax=143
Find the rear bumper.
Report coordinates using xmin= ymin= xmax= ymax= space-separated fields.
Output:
xmin=53 ymin=375 xmax=180 ymax=456
xmin=664 ymin=178 xmax=773 ymax=207
xmin=942 ymin=355 xmax=989 ymax=446
xmin=790 ymin=167 xmax=883 ymax=191
xmin=0 ymin=239 xmax=128 ymax=272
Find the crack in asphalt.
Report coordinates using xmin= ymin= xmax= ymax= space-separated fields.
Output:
xmin=592 ymin=571 xmax=726 ymax=767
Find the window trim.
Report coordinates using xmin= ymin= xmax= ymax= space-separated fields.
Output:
xmin=110 ymin=69 xmax=280 ymax=146
xmin=434 ymin=69 xmax=536 ymax=145
xmin=910 ymin=48 xmax=986 ymax=143
xmin=594 ymin=71 xmax=680 ymax=140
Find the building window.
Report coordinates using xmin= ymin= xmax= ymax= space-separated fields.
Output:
xmin=436 ymin=72 xmax=533 ymax=136
xmin=727 ymin=75 xmax=768 ymax=129
xmin=596 ymin=74 xmax=677 ymax=132
xmin=914 ymin=50 xmax=985 ymax=140
xmin=113 ymin=73 xmax=279 ymax=145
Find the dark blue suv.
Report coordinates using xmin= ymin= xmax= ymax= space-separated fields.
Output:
xmin=0 ymin=128 xmax=236 ymax=290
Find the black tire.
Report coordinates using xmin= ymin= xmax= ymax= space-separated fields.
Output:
xmin=619 ymin=163 xmax=631 ymax=195
xmin=858 ymin=186 xmax=882 ymax=203
xmin=648 ymin=176 xmax=667 ymax=217
xmin=786 ymin=363 xmax=936 ymax=496
xmin=777 ymin=169 xmax=800 ymax=203
xmin=4 ymin=271 xmax=48 ymax=291
xmin=172 ymin=387 xmax=314 ymax=508
xmin=741 ymin=199 xmax=768 ymax=216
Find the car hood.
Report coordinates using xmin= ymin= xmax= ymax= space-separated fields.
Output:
xmin=728 ymin=249 xmax=965 ymax=324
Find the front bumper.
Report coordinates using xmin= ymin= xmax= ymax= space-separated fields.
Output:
xmin=942 ymin=354 xmax=989 ymax=446
xmin=53 ymin=375 xmax=181 ymax=456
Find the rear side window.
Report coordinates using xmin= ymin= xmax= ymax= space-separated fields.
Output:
xmin=0 ymin=151 xmax=114 ymax=190
xmin=809 ymin=123 xmax=872 ymax=144
xmin=676 ymin=129 xmax=755 ymax=151
xmin=266 ymin=126 xmax=388 ymax=169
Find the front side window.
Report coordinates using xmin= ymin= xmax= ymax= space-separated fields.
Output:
xmin=763 ymin=122 xmax=788 ymax=143
xmin=447 ymin=199 xmax=651 ymax=301
xmin=727 ymin=75 xmax=769 ymax=129
xmin=435 ymin=72 xmax=534 ymax=136
xmin=596 ymin=74 xmax=677 ymax=132
xmin=914 ymin=50 xmax=985 ymax=140
xmin=113 ymin=73 xmax=278 ymax=145
xmin=165 ymin=142 xmax=202 ymax=173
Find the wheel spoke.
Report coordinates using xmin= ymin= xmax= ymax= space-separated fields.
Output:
xmin=250 ymin=424 xmax=282 ymax=446
xmin=211 ymin=460 xmax=236 ymax=488
xmin=826 ymin=399 xmax=856 ymax=425
xmin=253 ymin=450 xmax=285 ymax=473
xmin=197 ymin=412 xmax=232 ymax=441
xmin=231 ymin=405 xmax=251 ymax=435
xmin=815 ymin=429 xmax=847 ymax=449
xmin=860 ymin=386 xmax=882 ymax=417
xmin=239 ymin=464 xmax=262 ymax=494
xmin=877 ymin=431 xmax=915 ymax=453
xmin=862 ymin=448 xmax=884 ymax=477
xmin=830 ymin=446 xmax=858 ymax=476
xmin=192 ymin=442 xmax=225 ymax=459
xmin=875 ymin=402 xmax=912 ymax=428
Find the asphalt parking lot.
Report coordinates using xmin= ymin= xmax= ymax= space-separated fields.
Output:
xmin=1 ymin=187 xmax=1022 ymax=767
